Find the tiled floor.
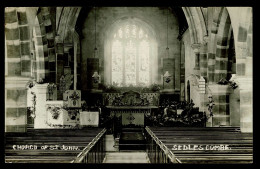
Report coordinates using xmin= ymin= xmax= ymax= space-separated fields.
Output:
xmin=103 ymin=151 xmax=150 ymax=163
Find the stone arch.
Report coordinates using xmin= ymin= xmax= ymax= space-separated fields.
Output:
xmin=56 ymin=7 xmax=81 ymax=42
xmin=226 ymin=7 xmax=252 ymax=76
xmin=207 ymin=7 xmax=224 ymax=83
xmin=32 ymin=9 xmax=48 ymax=82
xmin=31 ymin=7 xmax=56 ymax=83
xmin=213 ymin=7 xmax=232 ymax=83
xmin=210 ymin=7 xmax=252 ymax=82
xmin=182 ymin=7 xmax=207 ymax=44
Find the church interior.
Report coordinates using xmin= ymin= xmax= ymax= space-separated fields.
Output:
xmin=4 ymin=7 xmax=253 ymax=164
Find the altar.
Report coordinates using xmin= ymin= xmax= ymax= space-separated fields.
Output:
xmin=106 ymin=106 xmax=157 ymax=127
xmin=103 ymin=90 xmax=159 ymax=127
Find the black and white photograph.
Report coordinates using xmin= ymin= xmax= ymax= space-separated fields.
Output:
xmin=4 ymin=4 xmax=253 ymax=164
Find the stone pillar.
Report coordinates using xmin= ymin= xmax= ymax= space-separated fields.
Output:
xmin=180 ymin=42 xmax=185 ymax=101
xmin=55 ymin=36 xmax=64 ymax=100
xmin=234 ymin=26 xmax=252 ymax=132
xmin=235 ymin=76 xmax=252 ymax=133
xmin=191 ymin=43 xmax=201 ymax=76
xmin=17 ymin=7 xmax=31 ymax=77
xmin=199 ymin=42 xmax=208 ymax=82
xmin=73 ymin=36 xmax=77 ymax=90
xmin=32 ymin=83 xmax=49 ymax=128
xmin=5 ymin=7 xmax=22 ymax=77
xmin=5 ymin=77 xmax=31 ymax=132
xmin=208 ymin=84 xmax=232 ymax=127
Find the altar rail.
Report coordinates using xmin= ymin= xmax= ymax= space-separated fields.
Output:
xmin=72 ymin=128 xmax=106 ymax=163
xmin=145 ymin=126 xmax=181 ymax=163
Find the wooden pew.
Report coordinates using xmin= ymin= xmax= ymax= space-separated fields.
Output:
xmin=147 ymin=127 xmax=253 ymax=164
xmin=5 ymin=128 xmax=104 ymax=163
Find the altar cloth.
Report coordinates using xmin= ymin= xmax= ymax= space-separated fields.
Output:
xmin=80 ymin=111 xmax=99 ymax=127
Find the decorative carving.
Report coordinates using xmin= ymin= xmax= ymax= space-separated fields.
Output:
xmin=46 ymin=104 xmax=63 ymax=120
xmin=191 ymin=43 xmax=201 ymax=53
xmin=47 ymin=83 xmax=57 ymax=100
xmin=65 ymin=90 xmax=81 ymax=108
xmin=59 ymin=74 xmax=73 ymax=94
xmin=217 ymin=78 xmax=238 ymax=89
xmin=59 ymin=76 xmax=66 ymax=94
xmin=67 ymin=109 xmax=80 ymax=120
xmin=126 ymin=113 xmax=135 ymax=124
xmin=103 ymin=91 xmax=159 ymax=106
xmin=69 ymin=91 xmax=80 ymax=106
xmin=28 ymin=91 xmax=36 ymax=118
xmin=207 ymin=96 xmax=215 ymax=117
xmin=203 ymin=35 xmax=209 ymax=45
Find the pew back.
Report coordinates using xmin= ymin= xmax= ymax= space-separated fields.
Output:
xmin=147 ymin=127 xmax=253 ymax=164
xmin=5 ymin=128 xmax=103 ymax=163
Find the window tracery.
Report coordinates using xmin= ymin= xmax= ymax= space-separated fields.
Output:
xmin=112 ymin=23 xmax=150 ymax=87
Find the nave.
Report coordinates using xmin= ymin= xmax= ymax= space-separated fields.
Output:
xmin=4 ymin=6 xmax=253 ymax=164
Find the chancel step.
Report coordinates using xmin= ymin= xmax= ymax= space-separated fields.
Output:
xmin=103 ymin=152 xmax=150 ymax=163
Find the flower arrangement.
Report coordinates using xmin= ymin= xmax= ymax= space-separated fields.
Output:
xmin=146 ymin=100 xmax=208 ymax=127
xmin=47 ymin=83 xmax=57 ymax=100
xmin=217 ymin=78 xmax=238 ymax=89
xmin=67 ymin=109 xmax=80 ymax=120
xmin=46 ymin=105 xmax=63 ymax=120
xmin=26 ymin=80 xmax=35 ymax=89
xmin=150 ymin=83 xmax=161 ymax=92
xmin=101 ymin=83 xmax=161 ymax=93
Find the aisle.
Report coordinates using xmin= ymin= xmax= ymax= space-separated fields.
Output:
xmin=103 ymin=151 xmax=150 ymax=163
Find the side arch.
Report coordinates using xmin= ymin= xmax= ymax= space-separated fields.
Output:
xmin=182 ymin=7 xmax=207 ymax=44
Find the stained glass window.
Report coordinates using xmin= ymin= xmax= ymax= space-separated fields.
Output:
xmin=112 ymin=23 xmax=150 ymax=87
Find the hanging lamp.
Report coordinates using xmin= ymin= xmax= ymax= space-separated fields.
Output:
xmin=166 ymin=7 xmax=169 ymax=58
xmin=92 ymin=6 xmax=100 ymax=85
xmin=163 ymin=8 xmax=171 ymax=83
xmin=94 ymin=6 xmax=98 ymax=58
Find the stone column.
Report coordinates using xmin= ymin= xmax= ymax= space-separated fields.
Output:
xmin=235 ymin=76 xmax=252 ymax=133
xmin=208 ymin=84 xmax=232 ymax=127
xmin=32 ymin=83 xmax=49 ymax=128
xmin=234 ymin=26 xmax=252 ymax=133
xmin=5 ymin=77 xmax=31 ymax=132
xmin=5 ymin=7 xmax=21 ymax=77
xmin=180 ymin=42 xmax=185 ymax=101
xmin=191 ymin=43 xmax=201 ymax=76
xmin=55 ymin=36 xmax=64 ymax=99
xmin=199 ymin=41 xmax=208 ymax=82
xmin=17 ymin=7 xmax=31 ymax=77
xmin=73 ymin=35 xmax=78 ymax=90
